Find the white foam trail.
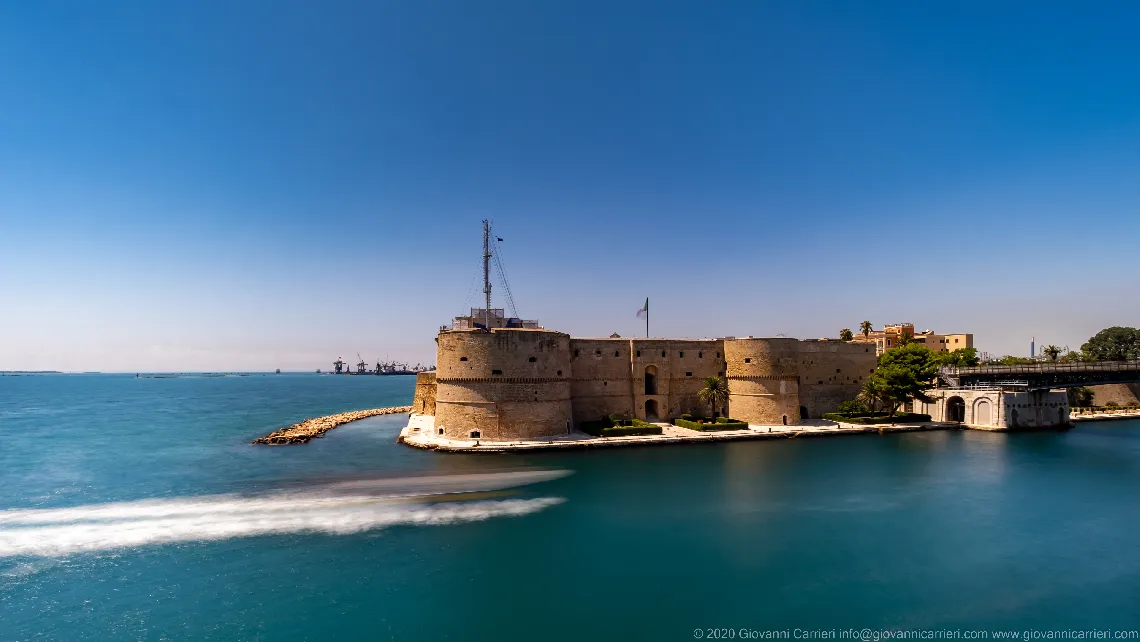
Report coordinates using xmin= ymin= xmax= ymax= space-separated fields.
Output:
xmin=0 ymin=472 xmax=569 ymax=558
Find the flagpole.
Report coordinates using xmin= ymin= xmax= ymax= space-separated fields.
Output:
xmin=646 ymin=298 xmax=649 ymax=338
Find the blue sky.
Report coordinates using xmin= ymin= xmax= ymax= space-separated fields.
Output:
xmin=2 ymin=1 xmax=1138 ymax=371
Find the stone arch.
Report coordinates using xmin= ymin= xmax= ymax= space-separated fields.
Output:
xmin=645 ymin=399 xmax=659 ymax=421
xmin=947 ymin=396 xmax=966 ymax=423
xmin=644 ymin=365 xmax=658 ymax=395
xmin=799 ymin=406 xmax=809 ymax=420
xmin=974 ymin=398 xmax=992 ymax=426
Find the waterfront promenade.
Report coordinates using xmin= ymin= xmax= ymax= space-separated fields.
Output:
xmin=398 ymin=415 xmax=952 ymax=453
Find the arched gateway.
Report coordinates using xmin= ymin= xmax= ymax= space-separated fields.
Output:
xmin=947 ymin=396 xmax=966 ymax=423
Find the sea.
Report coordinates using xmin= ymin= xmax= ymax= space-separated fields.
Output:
xmin=2 ymin=373 xmax=1139 ymax=640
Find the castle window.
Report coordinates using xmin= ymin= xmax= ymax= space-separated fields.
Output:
xmin=492 ymin=370 xmax=502 ymax=375
xmin=661 ymin=351 xmax=666 ymax=357
xmin=614 ymin=351 xmax=619 ymax=357
xmin=716 ymin=352 xmax=721 ymax=358
xmin=469 ymin=430 xmax=481 ymax=439
xmin=557 ymin=370 xmax=562 ymax=376
xmin=835 ymin=369 xmax=841 ymax=373
xmin=698 ymin=352 xmax=703 ymax=358
xmin=460 ymin=357 xmax=468 ymax=361
xmin=604 ymin=381 xmax=607 ymax=386
xmin=574 ymin=349 xmax=579 ymax=357
xmin=718 ymin=371 xmax=724 ymax=377
xmin=528 ymin=357 xmax=536 ymax=362
xmin=679 ymin=351 xmax=684 ymax=358
xmin=595 ymin=349 xmax=601 ymax=355
xmin=438 ymin=428 xmax=444 ymax=435
xmin=686 ymin=372 xmax=692 ymax=377
xmin=744 ymin=358 xmax=751 ymax=363
xmin=636 ymin=350 xmax=641 ymax=357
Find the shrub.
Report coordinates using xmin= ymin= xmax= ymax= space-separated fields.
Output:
xmin=675 ymin=416 xmax=749 ymax=431
xmin=580 ymin=415 xmax=659 ymax=436
xmin=822 ymin=412 xmax=932 ymax=425
xmin=600 ymin=425 xmax=662 ymax=437
xmin=578 ymin=419 xmax=611 ymax=436
xmin=836 ymin=400 xmax=869 ymax=414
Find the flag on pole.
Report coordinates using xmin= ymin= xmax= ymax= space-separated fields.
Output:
xmin=636 ymin=298 xmax=648 ymax=317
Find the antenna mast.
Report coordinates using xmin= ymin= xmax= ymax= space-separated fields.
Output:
xmin=482 ymin=219 xmax=492 ymax=330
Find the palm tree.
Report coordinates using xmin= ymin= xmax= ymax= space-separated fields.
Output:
xmin=860 ymin=321 xmax=873 ymax=337
xmin=857 ymin=377 xmax=885 ymax=412
xmin=697 ymin=376 xmax=729 ymax=419
xmin=839 ymin=328 xmax=854 ymax=341
xmin=1043 ymin=344 xmax=1062 ymax=361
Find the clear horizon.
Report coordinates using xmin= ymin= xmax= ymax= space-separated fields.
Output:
xmin=2 ymin=1 xmax=1138 ymax=372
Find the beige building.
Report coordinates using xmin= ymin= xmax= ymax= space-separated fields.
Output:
xmin=411 ymin=326 xmax=878 ymax=441
xmin=915 ymin=388 xmax=1069 ymax=430
xmin=851 ymin=322 xmax=973 ymax=355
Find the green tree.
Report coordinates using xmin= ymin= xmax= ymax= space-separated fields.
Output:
xmin=1068 ymin=387 xmax=1094 ymax=407
xmin=1060 ymin=350 xmax=1084 ymax=363
xmin=986 ymin=355 xmax=1037 ymax=366
xmin=896 ymin=329 xmax=915 ymax=347
xmin=1081 ymin=327 xmax=1140 ymax=361
xmin=697 ymin=376 xmax=729 ymax=419
xmin=870 ymin=343 xmax=940 ymax=417
xmin=1042 ymin=344 xmax=1062 ymax=361
xmin=860 ymin=321 xmax=873 ymax=337
xmin=936 ymin=347 xmax=980 ymax=368
xmin=857 ymin=377 xmax=887 ymax=412
xmin=839 ymin=328 xmax=854 ymax=341
xmin=837 ymin=399 xmax=868 ymax=414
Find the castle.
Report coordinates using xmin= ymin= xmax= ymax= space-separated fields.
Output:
xmin=411 ymin=320 xmax=877 ymax=441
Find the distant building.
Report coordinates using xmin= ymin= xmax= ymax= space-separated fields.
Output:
xmin=851 ymin=322 xmax=973 ymax=356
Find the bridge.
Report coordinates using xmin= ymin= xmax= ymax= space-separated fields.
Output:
xmin=940 ymin=360 xmax=1140 ymax=391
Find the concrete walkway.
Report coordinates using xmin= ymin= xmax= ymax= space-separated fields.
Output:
xmin=398 ymin=415 xmax=955 ymax=453
xmin=1071 ymin=409 xmax=1140 ymax=422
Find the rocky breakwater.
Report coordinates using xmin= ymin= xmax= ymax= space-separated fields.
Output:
xmin=252 ymin=406 xmax=412 ymax=445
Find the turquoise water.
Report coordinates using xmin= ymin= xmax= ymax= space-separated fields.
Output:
xmin=3 ymin=374 xmax=1140 ymax=640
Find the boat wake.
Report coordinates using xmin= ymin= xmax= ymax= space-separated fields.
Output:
xmin=0 ymin=471 xmax=569 ymax=558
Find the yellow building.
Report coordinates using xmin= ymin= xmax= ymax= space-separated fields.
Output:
xmin=852 ymin=322 xmax=973 ymax=355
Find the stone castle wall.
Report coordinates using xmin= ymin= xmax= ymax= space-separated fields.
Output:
xmin=412 ymin=371 xmax=436 ymax=415
xmin=422 ymin=329 xmax=871 ymax=439
xmin=434 ymin=329 xmax=572 ymax=440
xmin=724 ymin=338 xmax=802 ymax=426
xmin=1087 ymin=383 xmax=1140 ymax=407
xmin=796 ymin=341 xmax=878 ymax=419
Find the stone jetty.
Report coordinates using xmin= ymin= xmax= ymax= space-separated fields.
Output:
xmin=253 ymin=406 xmax=412 ymax=445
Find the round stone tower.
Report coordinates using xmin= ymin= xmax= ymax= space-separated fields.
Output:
xmin=724 ymin=338 xmax=802 ymax=426
xmin=434 ymin=328 xmax=573 ymax=440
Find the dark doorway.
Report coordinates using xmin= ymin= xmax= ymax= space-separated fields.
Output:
xmin=947 ymin=397 xmax=966 ymax=423
xmin=644 ymin=365 xmax=658 ymax=395
xmin=645 ymin=399 xmax=659 ymax=421
xmin=799 ymin=406 xmax=809 ymax=420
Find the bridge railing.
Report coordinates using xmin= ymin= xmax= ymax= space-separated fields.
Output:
xmin=942 ymin=359 xmax=1140 ymax=377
